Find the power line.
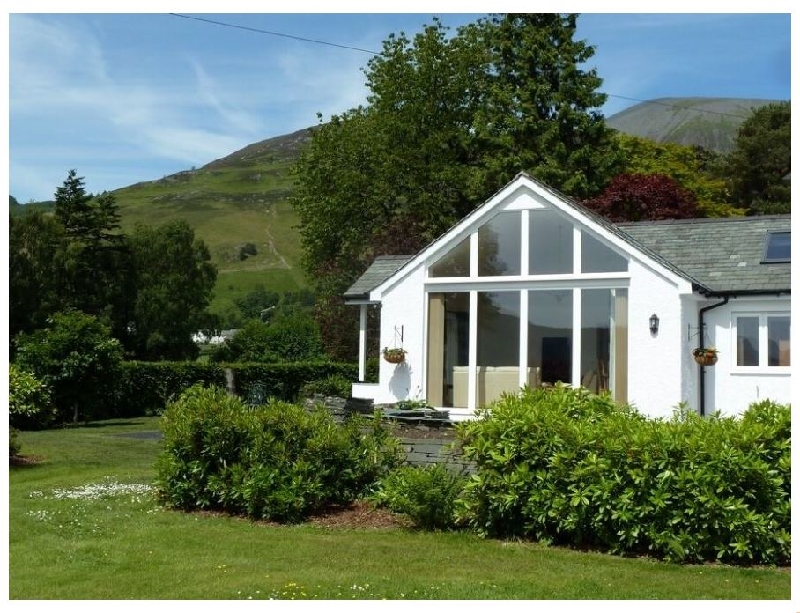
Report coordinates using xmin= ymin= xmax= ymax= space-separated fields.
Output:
xmin=168 ymin=13 xmax=382 ymax=56
xmin=167 ymin=13 xmax=757 ymax=121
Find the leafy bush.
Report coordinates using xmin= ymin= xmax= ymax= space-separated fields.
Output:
xmin=14 ymin=310 xmax=123 ymax=424
xmin=155 ymin=385 xmax=403 ymax=522
xmin=455 ymin=386 xmax=790 ymax=565
xmin=9 ymin=364 xmax=56 ymax=430
xmin=372 ymin=464 xmax=467 ymax=530
xmin=211 ymin=310 xmax=325 ymax=363
xmin=298 ymin=374 xmax=352 ymax=399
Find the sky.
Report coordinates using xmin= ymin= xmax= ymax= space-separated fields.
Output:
xmin=5 ymin=8 xmax=794 ymax=203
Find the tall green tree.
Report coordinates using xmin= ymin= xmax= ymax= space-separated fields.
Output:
xmin=725 ymin=101 xmax=790 ymax=214
xmin=128 ymin=220 xmax=218 ymax=360
xmin=9 ymin=212 xmax=68 ymax=346
xmin=53 ymin=169 xmax=135 ymax=341
xmin=293 ymin=13 xmax=621 ymax=359
xmin=467 ymin=13 xmax=621 ymax=199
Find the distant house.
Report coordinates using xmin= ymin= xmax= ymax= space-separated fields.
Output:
xmin=344 ymin=173 xmax=790 ymax=420
xmin=192 ymin=329 xmax=239 ymax=345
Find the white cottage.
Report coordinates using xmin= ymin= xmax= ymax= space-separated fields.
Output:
xmin=344 ymin=173 xmax=791 ymax=420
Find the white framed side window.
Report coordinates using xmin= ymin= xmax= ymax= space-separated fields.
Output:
xmin=732 ymin=313 xmax=791 ymax=371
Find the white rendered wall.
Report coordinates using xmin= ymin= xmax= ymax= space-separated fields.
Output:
xmin=370 ymin=262 xmax=428 ymax=404
xmin=701 ymin=296 xmax=791 ymax=415
xmin=625 ymin=259 xmax=686 ymax=418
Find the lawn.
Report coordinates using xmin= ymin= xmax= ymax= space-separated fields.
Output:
xmin=8 ymin=418 xmax=791 ymax=600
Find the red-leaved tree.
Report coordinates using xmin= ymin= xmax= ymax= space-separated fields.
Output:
xmin=583 ymin=173 xmax=700 ymax=222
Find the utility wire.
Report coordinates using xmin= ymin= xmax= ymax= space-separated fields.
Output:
xmin=169 ymin=13 xmax=382 ymax=56
xmin=167 ymin=13 xmax=757 ymax=121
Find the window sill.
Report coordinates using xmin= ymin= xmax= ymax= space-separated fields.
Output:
xmin=730 ymin=368 xmax=791 ymax=376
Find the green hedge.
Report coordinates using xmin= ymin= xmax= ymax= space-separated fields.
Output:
xmin=455 ymin=386 xmax=790 ymax=565
xmin=155 ymin=385 xmax=402 ymax=522
xmin=115 ymin=361 xmax=358 ymax=417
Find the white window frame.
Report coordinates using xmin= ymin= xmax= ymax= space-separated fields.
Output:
xmin=731 ymin=312 xmax=791 ymax=373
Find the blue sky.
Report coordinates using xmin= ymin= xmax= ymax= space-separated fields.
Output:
xmin=6 ymin=10 xmax=793 ymax=203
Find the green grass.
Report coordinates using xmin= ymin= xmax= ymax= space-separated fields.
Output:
xmin=9 ymin=419 xmax=790 ymax=600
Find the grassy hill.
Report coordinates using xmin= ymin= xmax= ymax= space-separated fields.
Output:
xmin=111 ymin=128 xmax=313 ymax=319
xmin=13 ymin=97 xmax=785 ymax=322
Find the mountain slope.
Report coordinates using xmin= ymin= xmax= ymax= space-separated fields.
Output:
xmin=606 ymin=97 xmax=781 ymax=153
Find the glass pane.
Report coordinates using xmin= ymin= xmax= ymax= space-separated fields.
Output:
xmin=579 ymin=289 xmax=627 ymax=401
xmin=768 ymin=316 xmax=790 ymax=366
xmin=764 ymin=232 xmax=791 ymax=262
xmin=530 ymin=209 xmax=573 ymax=274
xmin=528 ymin=290 xmax=573 ymax=386
xmin=429 ymin=236 xmax=470 ymax=277
xmin=427 ymin=293 xmax=470 ymax=408
xmin=581 ymin=232 xmax=628 ymax=273
xmin=478 ymin=212 xmax=521 ymax=276
xmin=737 ymin=316 xmax=760 ymax=366
xmin=477 ymin=292 xmax=521 ymax=407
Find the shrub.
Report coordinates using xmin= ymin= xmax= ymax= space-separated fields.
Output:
xmin=372 ymin=464 xmax=467 ymax=530
xmin=9 ymin=428 xmax=21 ymax=458
xmin=455 ymin=386 xmax=790 ymax=565
xmin=14 ymin=310 xmax=123 ymax=424
xmin=114 ymin=361 xmax=358 ymax=416
xmin=155 ymin=384 xmax=403 ymax=522
xmin=298 ymin=374 xmax=352 ymax=399
xmin=211 ymin=311 xmax=325 ymax=363
xmin=9 ymin=364 xmax=56 ymax=430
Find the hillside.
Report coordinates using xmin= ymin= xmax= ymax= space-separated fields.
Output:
xmin=606 ymin=97 xmax=781 ymax=153
xmin=111 ymin=127 xmax=314 ymax=319
xmin=13 ymin=97 xmax=784 ymax=322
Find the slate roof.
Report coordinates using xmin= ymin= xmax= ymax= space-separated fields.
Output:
xmin=344 ymin=255 xmax=414 ymax=300
xmin=618 ymin=215 xmax=791 ymax=294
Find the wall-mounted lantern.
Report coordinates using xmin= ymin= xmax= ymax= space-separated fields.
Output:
xmin=649 ymin=313 xmax=660 ymax=336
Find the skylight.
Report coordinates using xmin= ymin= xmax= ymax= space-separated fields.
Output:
xmin=763 ymin=231 xmax=791 ymax=263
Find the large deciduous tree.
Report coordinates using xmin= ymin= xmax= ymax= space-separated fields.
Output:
xmin=725 ymin=101 xmax=790 ymax=215
xmin=293 ymin=13 xmax=621 ymax=359
xmin=128 ymin=220 xmax=218 ymax=360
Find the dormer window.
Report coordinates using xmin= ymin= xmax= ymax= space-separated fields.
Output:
xmin=763 ymin=231 xmax=790 ymax=263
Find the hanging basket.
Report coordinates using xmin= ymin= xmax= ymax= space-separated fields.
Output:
xmin=693 ymin=348 xmax=718 ymax=366
xmin=382 ymin=347 xmax=406 ymax=364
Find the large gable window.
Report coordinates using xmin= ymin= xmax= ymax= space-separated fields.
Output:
xmin=424 ymin=199 xmax=633 ymax=411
